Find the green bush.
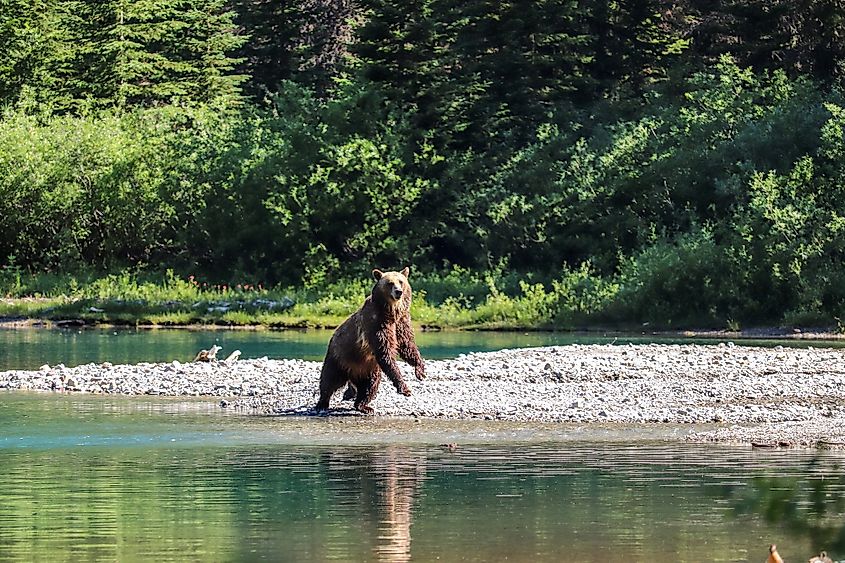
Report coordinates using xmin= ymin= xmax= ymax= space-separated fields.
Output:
xmin=614 ymin=230 xmax=738 ymax=327
xmin=551 ymin=264 xmax=620 ymax=327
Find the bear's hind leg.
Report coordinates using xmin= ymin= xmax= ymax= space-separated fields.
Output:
xmin=315 ymin=356 xmax=348 ymax=412
xmin=354 ymin=371 xmax=382 ymax=414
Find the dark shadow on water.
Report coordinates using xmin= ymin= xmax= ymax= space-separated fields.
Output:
xmin=264 ymin=406 xmax=368 ymax=418
xmin=726 ymin=454 xmax=845 ymax=555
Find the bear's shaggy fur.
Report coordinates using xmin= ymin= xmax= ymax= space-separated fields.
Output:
xmin=314 ymin=267 xmax=425 ymax=414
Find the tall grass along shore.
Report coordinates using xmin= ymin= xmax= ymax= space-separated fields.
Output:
xmin=2 ymin=269 xmax=843 ymax=334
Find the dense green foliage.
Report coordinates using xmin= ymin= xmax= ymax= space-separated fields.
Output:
xmin=3 ymin=1 xmax=845 ymax=328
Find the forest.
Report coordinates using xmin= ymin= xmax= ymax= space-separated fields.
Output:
xmin=2 ymin=1 xmax=845 ymax=329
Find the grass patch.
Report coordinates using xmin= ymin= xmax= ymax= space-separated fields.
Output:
xmin=0 ymin=267 xmax=617 ymax=330
xmin=1 ymin=264 xmax=816 ymax=332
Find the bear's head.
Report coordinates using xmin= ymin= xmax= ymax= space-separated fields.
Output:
xmin=372 ymin=267 xmax=412 ymax=312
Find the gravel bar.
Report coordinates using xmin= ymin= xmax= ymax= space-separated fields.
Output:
xmin=2 ymin=343 xmax=845 ymax=448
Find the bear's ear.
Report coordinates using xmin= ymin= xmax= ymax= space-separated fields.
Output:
xmin=372 ymin=269 xmax=384 ymax=281
xmin=400 ymin=267 xmax=410 ymax=279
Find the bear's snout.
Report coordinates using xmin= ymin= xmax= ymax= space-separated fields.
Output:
xmin=391 ymin=285 xmax=404 ymax=300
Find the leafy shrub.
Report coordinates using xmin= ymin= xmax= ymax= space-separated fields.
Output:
xmin=551 ymin=263 xmax=620 ymax=326
xmin=614 ymin=230 xmax=739 ymax=326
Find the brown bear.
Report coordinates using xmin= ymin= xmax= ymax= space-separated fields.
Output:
xmin=314 ymin=267 xmax=425 ymax=414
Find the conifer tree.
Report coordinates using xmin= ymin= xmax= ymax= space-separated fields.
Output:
xmin=434 ymin=0 xmax=593 ymax=149
xmin=230 ymin=0 xmax=306 ymax=97
xmin=682 ymin=0 xmax=845 ymax=84
xmin=683 ymin=0 xmax=791 ymax=70
xmin=233 ymin=0 xmax=360 ymax=98
xmin=0 ymin=0 xmax=97 ymax=112
xmin=351 ymin=0 xmax=437 ymax=126
xmin=0 ymin=0 xmax=57 ymax=106
xmin=587 ymin=0 xmax=688 ymax=97
xmin=1 ymin=0 xmax=247 ymax=111
xmin=103 ymin=0 xmax=247 ymax=107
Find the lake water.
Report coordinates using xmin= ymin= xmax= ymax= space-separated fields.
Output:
xmin=1 ymin=393 xmax=843 ymax=562
xmin=2 ymin=326 xmax=843 ymax=371
xmin=3 ymin=332 xmax=845 ymax=562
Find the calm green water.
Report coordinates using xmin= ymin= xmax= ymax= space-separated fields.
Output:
xmin=1 ymin=393 xmax=844 ymax=562
xmin=0 ymin=328 xmax=668 ymax=369
xmin=2 ymin=327 xmax=843 ymax=371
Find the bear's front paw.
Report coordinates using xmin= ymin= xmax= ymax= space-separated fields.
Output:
xmin=355 ymin=404 xmax=374 ymax=415
xmin=415 ymin=364 xmax=426 ymax=380
xmin=397 ymin=383 xmax=412 ymax=396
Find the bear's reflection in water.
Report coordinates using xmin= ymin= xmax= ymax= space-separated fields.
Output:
xmin=319 ymin=446 xmax=426 ymax=562
xmin=374 ymin=448 xmax=426 ymax=562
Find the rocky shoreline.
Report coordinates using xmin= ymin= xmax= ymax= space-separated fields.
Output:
xmin=2 ymin=343 xmax=845 ymax=448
